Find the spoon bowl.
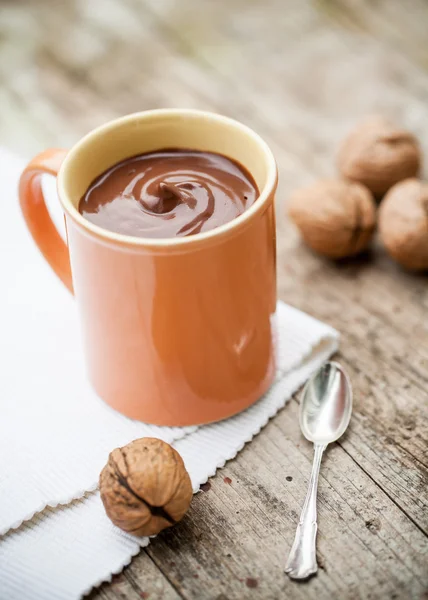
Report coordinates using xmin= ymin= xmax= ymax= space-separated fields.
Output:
xmin=300 ymin=361 xmax=353 ymax=445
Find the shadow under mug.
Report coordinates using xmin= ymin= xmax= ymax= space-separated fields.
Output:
xmin=19 ymin=109 xmax=278 ymax=426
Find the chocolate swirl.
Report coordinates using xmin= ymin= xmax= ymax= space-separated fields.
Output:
xmin=79 ymin=150 xmax=258 ymax=239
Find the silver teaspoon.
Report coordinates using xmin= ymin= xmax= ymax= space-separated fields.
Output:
xmin=285 ymin=361 xmax=352 ymax=580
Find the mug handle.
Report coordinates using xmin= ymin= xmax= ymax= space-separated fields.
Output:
xmin=19 ymin=148 xmax=73 ymax=294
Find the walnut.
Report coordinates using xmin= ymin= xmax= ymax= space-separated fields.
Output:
xmin=288 ymin=178 xmax=376 ymax=258
xmin=379 ymin=178 xmax=428 ymax=271
xmin=337 ymin=116 xmax=421 ymax=197
xmin=99 ymin=438 xmax=193 ymax=536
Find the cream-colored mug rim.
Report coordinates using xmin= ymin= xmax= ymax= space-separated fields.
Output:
xmin=57 ymin=109 xmax=278 ymax=249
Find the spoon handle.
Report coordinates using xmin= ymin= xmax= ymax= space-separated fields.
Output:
xmin=285 ymin=443 xmax=326 ymax=579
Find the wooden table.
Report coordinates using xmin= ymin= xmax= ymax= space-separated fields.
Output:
xmin=1 ymin=1 xmax=427 ymax=598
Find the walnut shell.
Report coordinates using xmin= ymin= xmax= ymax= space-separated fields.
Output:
xmin=337 ymin=116 xmax=421 ymax=197
xmin=99 ymin=438 xmax=193 ymax=536
xmin=288 ymin=179 xmax=376 ymax=258
xmin=379 ymin=178 xmax=428 ymax=271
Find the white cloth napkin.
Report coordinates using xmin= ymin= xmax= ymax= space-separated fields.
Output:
xmin=0 ymin=148 xmax=339 ymax=600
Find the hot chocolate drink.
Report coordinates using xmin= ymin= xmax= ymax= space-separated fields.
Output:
xmin=78 ymin=149 xmax=259 ymax=238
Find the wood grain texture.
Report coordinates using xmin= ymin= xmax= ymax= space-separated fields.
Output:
xmin=0 ymin=0 xmax=427 ymax=598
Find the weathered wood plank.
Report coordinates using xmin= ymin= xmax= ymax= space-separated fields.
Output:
xmin=93 ymin=552 xmax=182 ymax=600
xmin=316 ymin=0 xmax=428 ymax=71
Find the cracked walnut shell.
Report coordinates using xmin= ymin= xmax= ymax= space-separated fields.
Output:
xmin=379 ymin=178 xmax=428 ymax=271
xmin=99 ymin=438 xmax=193 ymax=536
xmin=337 ymin=117 xmax=421 ymax=197
xmin=288 ymin=179 xmax=376 ymax=258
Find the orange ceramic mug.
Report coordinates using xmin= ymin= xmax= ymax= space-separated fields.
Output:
xmin=19 ymin=109 xmax=278 ymax=426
